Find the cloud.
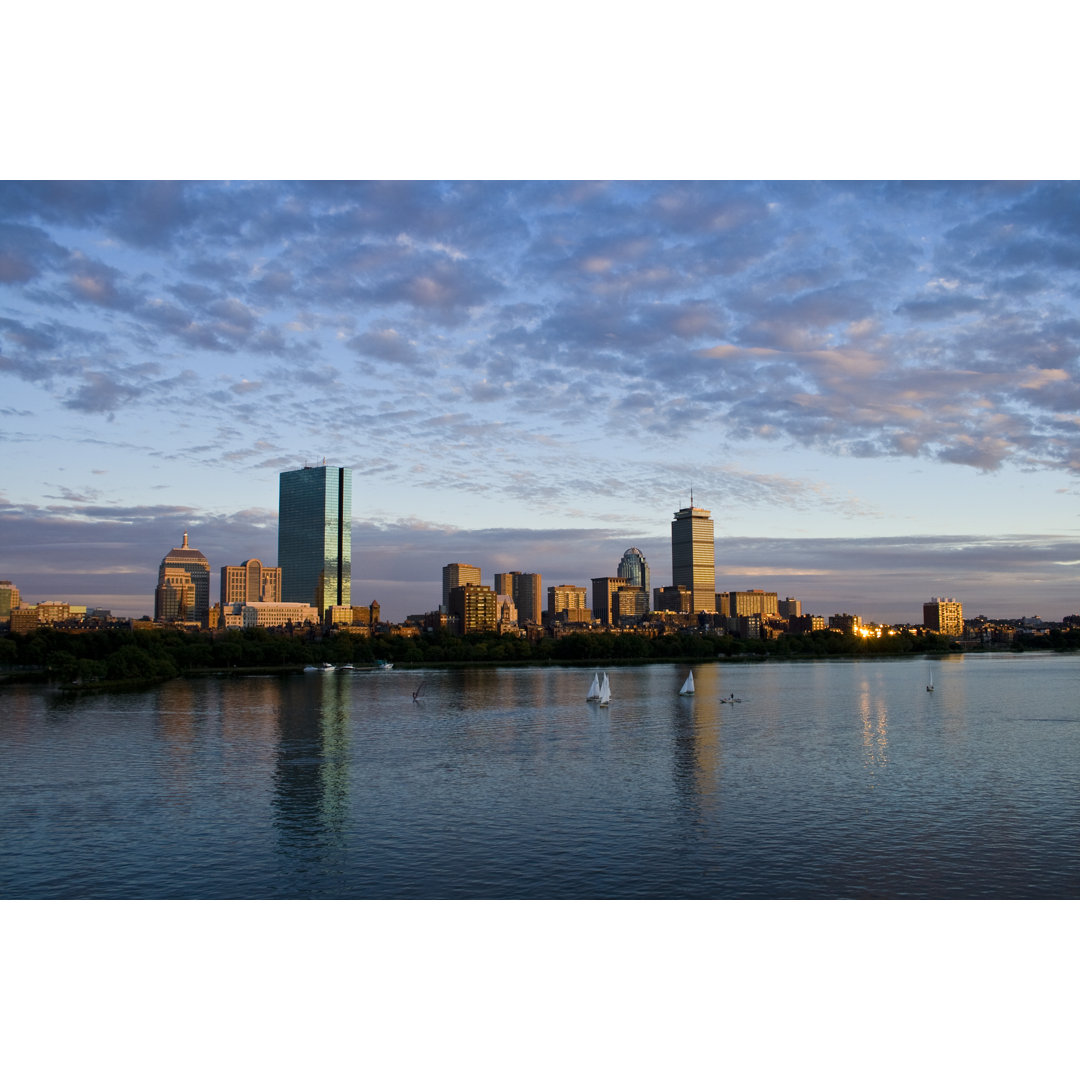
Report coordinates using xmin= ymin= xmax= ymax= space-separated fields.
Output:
xmin=3 ymin=180 xmax=1080 ymax=487
xmin=0 ymin=222 xmax=68 ymax=283
xmin=64 ymin=251 xmax=143 ymax=311
xmin=897 ymin=294 xmax=986 ymax=321
xmin=345 ymin=326 xmax=427 ymax=370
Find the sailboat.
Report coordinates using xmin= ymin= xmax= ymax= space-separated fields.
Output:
xmin=679 ymin=671 xmax=695 ymax=696
xmin=586 ymin=672 xmax=601 ymax=701
xmin=926 ymin=668 xmax=934 ymax=692
xmin=597 ymin=672 xmax=611 ymax=707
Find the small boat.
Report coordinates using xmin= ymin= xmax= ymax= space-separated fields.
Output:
xmin=926 ymin=668 xmax=934 ymax=692
xmin=598 ymin=672 xmax=611 ymax=707
xmin=679 ymin=671 xmax=695 ymax=696
xmin=586 ymin=672 xmax=601 ymax=701
xmin=376 ymin=660 xmax=394 ymax=671
xmin=412 ymin=681 xmax=424 ymax=703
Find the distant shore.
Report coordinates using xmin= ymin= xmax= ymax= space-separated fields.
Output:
xmin=3 ymin=633 xmax=1076 ymax=696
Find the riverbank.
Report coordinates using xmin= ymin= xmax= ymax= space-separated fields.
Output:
xmin=2 ymin=623 xmax=1076 ymax=694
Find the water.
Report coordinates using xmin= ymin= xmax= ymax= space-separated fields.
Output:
xmin=2 ymin=653 xmax=1078 ymax=898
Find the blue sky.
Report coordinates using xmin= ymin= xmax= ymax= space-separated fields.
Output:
xmin=2 ymin=180 xmax=1078 ymax=622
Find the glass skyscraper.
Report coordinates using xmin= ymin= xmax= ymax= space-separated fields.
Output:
xmin=278 ymin=465 xmax=352 ymax=614
xmin=617 ymin=547 xmax=650 ymax=605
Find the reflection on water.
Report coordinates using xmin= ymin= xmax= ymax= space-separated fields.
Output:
xmin=272 ymin=675 xmax=352 ymax=848
xmin=2 ymin=654 xmax=1080 ymax=898
xmin=857 ymin=673 xmax=889 ymax=773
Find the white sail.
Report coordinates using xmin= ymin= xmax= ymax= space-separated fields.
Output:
xmin=587 ymin=673 xmax=601 ymax=701
xmin=598 ymin=672 xmax=611 ymax=707
xmin=679 ymin=671 xmax=695 ymax=696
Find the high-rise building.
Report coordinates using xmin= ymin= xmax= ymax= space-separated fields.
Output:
xmin=449 ymin=583 xmax=497 ymax=635
xmin=443 ymin=563 xmax=481 ymax=612
xmin=494 ymin=571 xmax=543 ymax=625
xmin=671 ymin=504 xmax=715 ymax=613
xmin=654 ymin=584 xmax=693 ymax=613
xmin=0 ymin=580 xmax=20 ymax=624
xmin=613 ymin=586 xmax=648 ymax=623
xmin=547 ymin=584 xmax=590 ymax=623
xmin=278 ymin=465 xmax=352 ymax=615
xmin=617 ymin=548 xmax=650 ymax=608
xmin=221 ymin=558 xmax=282 ymax=606
xmin=155 ymin=532 xmax=210 ymax=625
xmin=591 ymin=576 xmax=628 ymax=627
xmin=924 ymin=597 xmax=964 ymax=636
xmin=778 ymin=597 xmax=802 ymax=618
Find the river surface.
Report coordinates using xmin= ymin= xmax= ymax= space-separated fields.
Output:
xmin=2 ymin=653 xmax=1078 ymax=898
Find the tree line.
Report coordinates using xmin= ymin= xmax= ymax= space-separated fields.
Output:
xmin=4 ymin=623 xmax=1076 ymax=687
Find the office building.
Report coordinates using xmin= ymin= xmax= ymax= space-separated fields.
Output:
xmin=9 ymin=606 xmax=40 ymax=634
xmin=278 ymin=464 xmax=352 ymax=615
xmin=36 ymin=602 xmax=73 ymax=625
xmin=671 ymin=504 xmax=716 ymax=613
xmin=448 ymin=583 xmax=498 ymax=635
xmin=547 ymin=585 xmax=590 ymax=624
xmin=617 ymin=548 xmax=650 ymax=608
xmin=155 ymin=566 xmax=196 ymax=623
xmin=924 ymin=597 xmax=964 ymax=636
xmin=654 ymin=584 xmax=693 ymax=613
xmin=494 ymin=571 xmax=543 ymax=625
xmin=222 ymin=601 xmax=320 ymax=629
xmin=717 ymin=590 xmax=779 ymax=617
xmin=221 ymin=558 xmax=282 ymax=606
xmin=778 ymin=597 xmax=802 ymax=618
xmin=614 ymin=586 xmax=648 ymax=624
xmin=0 ymin=580 xmax=20 ymax=625
xmin=591 ymin=577 xmax=628 ymax=627
xmin=443 ymin=563 xmax=481 ymax=613
xmin=155 ymin=533 xmax=210 ymax=625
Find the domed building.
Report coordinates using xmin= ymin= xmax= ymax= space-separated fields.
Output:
xmin=617 ymin=547 xmax=650 ymax=608
xmin=154 ymin=532 xmax=211 ymax=626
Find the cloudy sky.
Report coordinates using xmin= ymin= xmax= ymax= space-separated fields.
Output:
xmin=1 ymin=180 xmax=1078 ymax=622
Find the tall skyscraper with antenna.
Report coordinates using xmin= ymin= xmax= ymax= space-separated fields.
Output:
xmin=278 ymin=464 xmax=352 ymax=615
xmin=671 ymin=502 xmax=715 ymax=613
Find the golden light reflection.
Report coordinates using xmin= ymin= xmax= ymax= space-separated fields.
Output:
xmin=858 ymin=680 xmax=889 ymax=771
xmin=673 ymin=664 xmax=725 ymax=812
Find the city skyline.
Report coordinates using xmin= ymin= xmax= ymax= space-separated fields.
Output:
xmin=1 ymin=181 xmax=1078 ymax=623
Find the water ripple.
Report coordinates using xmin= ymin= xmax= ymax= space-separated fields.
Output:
xmin=2 ymin=656 xmax=1080 ymax=897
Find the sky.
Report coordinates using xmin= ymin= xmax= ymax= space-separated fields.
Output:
xmin=2 ymin=180 xmax=1078 ymax=623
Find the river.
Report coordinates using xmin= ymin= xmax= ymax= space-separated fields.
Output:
xmin=2 ymin=652 xmax=1078 ymax=898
